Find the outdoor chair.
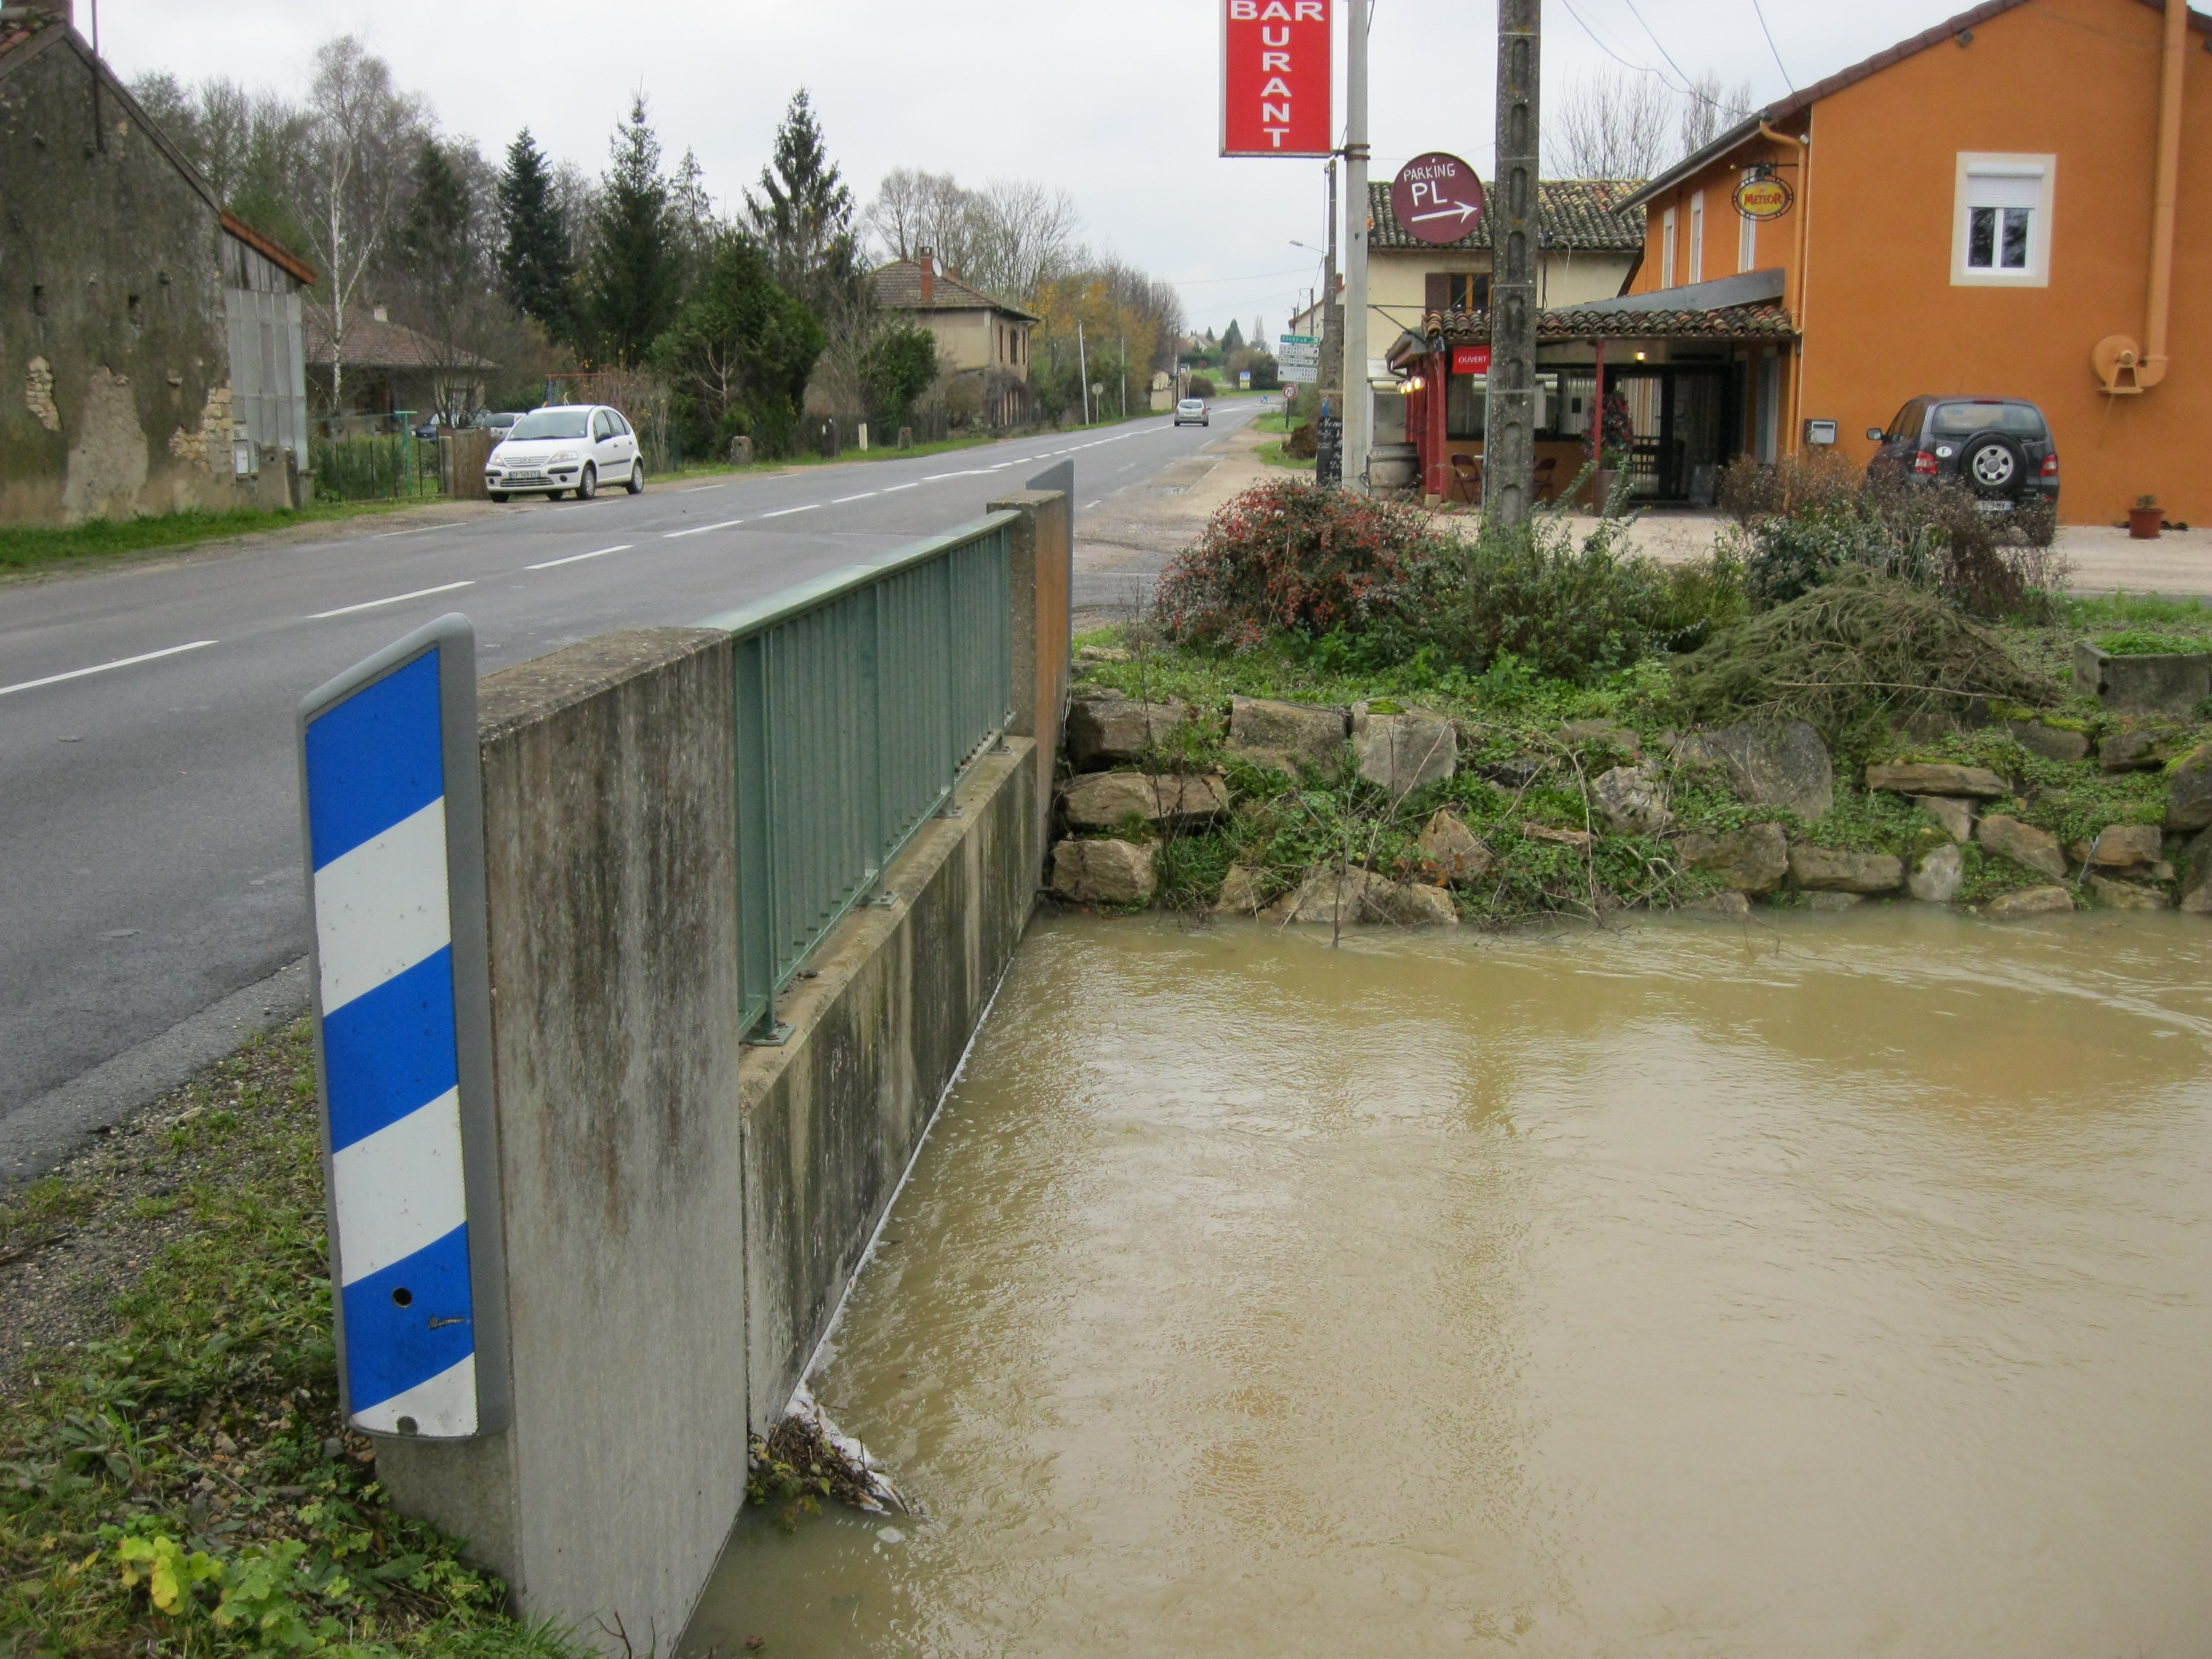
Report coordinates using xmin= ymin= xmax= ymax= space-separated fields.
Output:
xmin=1533 ymin=456 xmax=1558 ymax=503
xmin=1448 ymin=452 xmax=1483 ymax=506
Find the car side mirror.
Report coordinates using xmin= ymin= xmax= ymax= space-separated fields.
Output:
xmin=1865 ymin=427 xmax=1886 ymax=442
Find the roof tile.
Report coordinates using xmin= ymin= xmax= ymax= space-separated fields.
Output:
xmin=871 ymin=259 xmax=1039 ymax=321
xmin=1368 ymin=177 xmax=1646 ymax=253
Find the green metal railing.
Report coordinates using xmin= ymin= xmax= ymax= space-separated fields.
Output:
xmin=702 ymin=513 xmax=1016 ymax=1037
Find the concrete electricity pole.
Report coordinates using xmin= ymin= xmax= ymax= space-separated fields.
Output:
xmin=1485 ymin=0 xmax=1543 ymax=526
xmin=1321 ymin=159 xmax=1342 ymax=408
xmin=1342 ymin=0 xmax=1372 ymax=494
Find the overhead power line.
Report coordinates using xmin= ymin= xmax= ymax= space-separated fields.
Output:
xmin=1749 ymin=0 xmax=1795 ymax=90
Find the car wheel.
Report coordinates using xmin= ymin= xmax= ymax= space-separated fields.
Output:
xmin=577 ymin=463 xmax=597 ymax=501
xmin=488 ymin=491 xmax=509 ymax=503
xmin=1962 ymin=433 xmax=2025 ymax=497
xmin=626 ymin=461 xmax=645 ymax=495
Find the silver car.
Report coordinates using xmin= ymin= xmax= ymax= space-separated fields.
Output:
xmin=486 ymin=404 xmax=644 ymax=501
xmin=1175 ymin=397 xmax=1210 ymax=427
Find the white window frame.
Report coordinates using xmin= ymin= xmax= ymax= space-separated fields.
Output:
xmin=1689 ymin=191 xmax=1705 ymax=285
xmin=1951 ymin=153 xmax=2056 ymax=288
xmin=1738 ymin=170 xmax=1759 ymax=272
xmin=1661 ymin=207 xmax=1678 ymax=289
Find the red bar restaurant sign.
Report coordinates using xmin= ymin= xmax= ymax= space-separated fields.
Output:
xmin=1453 ymin=346 xmax=1492 ymax=375
xmin=1221 ymin=0 xmax=1333 ymax=156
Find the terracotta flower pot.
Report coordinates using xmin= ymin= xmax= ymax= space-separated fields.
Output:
xmin=2129 ymin=504 xmax=2163 ymax=540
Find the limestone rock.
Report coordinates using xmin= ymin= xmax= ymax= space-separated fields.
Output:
xmin=1416 ymin=809 xmax=1493 ymax=885
xmin=2181 ymin=880 xmax=2212 ymax=915
xmin=1679 ymin=720 xmax=1834 ymax=819
xmin=1976 ymin=814 xmax=2067 ymax=880
xmin=2099 ymin=729 xmax=2188 ymax=773
xmin=1592 ymin=765 xmax=1671 ymax=837
xmin=1986 ymin=885 xmax=2075 ymax=919
xmin=1215 ymin=865 xmax=1267 ymax=916
xmin=1379 ymin=881 xmax=1460 ymax=927
xmin=2087 ymin=873 xmax=2170 ymax=911
xmin=2005 ymin=719 xmax=2090 ymax=763
xmin=1227 ymin=696 xmax=1347 ymax=774
xmin=1051 ymin=838 xmax=1155 ymax=906
xmin=1351 ymin=703 xmax=1457 ymax=796
xmin=2181 ymin=826 xmax=2212 ymax=901
xmin=2166 ymin=743 xmax=2212 ymax=831
xmin=1276 ymin=865 xmax=1392 ymax=927
xmin=1066 ymin=697 xmax=1190 ymax=767
xmin=1865 ymin=762 xmax=2008 ymax=799
xmin=1680 ymin=889 xmax=1751 ymax=916
xmin=1523 ymin=822 xmax=1595 ymax=852
xmin=1789 ymin=846 xmax=1905 ymax=893
xmin=1805 ymin=891 xmax=1866 ymax=912
xmin=1061 ymin=771 xmax=1228 ymax=831
xmin=1911 ymin=794 xmax=1976 ymax=843
xmin=1673 ymin=822 xmax=1789 ymax=895
xmin=2069 ymin=823 xmax=2163 ymax=868
xmin=1908 ymin=842 xmax=1965 ymax=903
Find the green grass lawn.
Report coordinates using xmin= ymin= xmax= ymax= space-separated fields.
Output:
xmin=0 ymin=501 xmax=446 ymax=578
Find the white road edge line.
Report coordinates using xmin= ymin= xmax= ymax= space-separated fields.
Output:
xmin=881 ymin=481 xmax=920 ymax=493
xmin=309 ymin=581 xmax=474 ymax=620
xmin=757 ymin=503 xmax=820 ymax=518
xmin=831 ymin=492 xmax=877 ymax=504
xmin=0 ymin=638 xmax=218 ymax=699
xmin=373 ymin=525 xmax=438 ymax=538
xmin=526 ymin=543 xmax=634 ymax=571
xmin=1082 ymin=500 xmax=1101 ymax=509
xmin=663 ymin=518 xmax=745 ymax=539
xmin=681 ymin=483 xmax=726 ymax=493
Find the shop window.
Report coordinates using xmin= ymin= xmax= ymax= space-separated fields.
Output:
xmin=1447 ymin=273 xmax=1488 ymax=312
xmin=1661 ymin=208 xmax=1677 ymax=289
xmin=1689 ymin=192 xmax=1705 ymax=285
xmin=1952 ymin=154 xmax=2054 ymax=287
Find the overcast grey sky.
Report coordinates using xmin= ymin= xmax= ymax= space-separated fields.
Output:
xmin=97 ymin=0 xmax=1962 ymax=337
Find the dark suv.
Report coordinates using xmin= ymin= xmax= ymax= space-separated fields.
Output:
xmin=1865 ymin=396 xmax=2059 ymax=514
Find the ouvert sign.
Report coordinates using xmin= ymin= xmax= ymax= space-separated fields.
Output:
xmin=1220 ymin=0 xmax=1333 ymax=156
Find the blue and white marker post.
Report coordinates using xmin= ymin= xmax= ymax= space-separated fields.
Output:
xmin=297 ymin=614 xmax=506 ymax=1440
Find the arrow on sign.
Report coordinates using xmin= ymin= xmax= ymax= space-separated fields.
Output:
xmin=1410 ymin=202 xmax=1484 ymax=227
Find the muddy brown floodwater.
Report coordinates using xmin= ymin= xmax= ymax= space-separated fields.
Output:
xmin=683 ymin=909 xmax=2212 ymax=1658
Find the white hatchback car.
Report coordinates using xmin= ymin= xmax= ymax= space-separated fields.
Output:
xmin=1174 ymin=397 xmax=1210 ymax=427
xmin=486 ymin=404 xmax=644 ymax=501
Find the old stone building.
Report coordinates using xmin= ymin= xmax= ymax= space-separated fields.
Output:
xmin=0 ymin=0 xmax=315 ymax=526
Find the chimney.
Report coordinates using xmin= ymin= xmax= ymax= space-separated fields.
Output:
xmin=372 ymin=304 xmax=388 ymax=323
xmin=917 ymin=246 xmax=935 ymax=304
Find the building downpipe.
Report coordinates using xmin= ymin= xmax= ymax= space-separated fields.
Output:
xmin=2094 ymin=0 xmax=2188 ymax=394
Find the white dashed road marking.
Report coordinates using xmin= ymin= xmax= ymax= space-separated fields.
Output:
xmin=526 ymin=544 xmax=634 ymax=571
xmin=757 ymin=503 xmax=819 ymax=519
xmin=0 ymin=640 xmax=218 ymax=699
xmin=309 ymin=581 xmax=474 ymax=620
xmin=664 ymin=519 xmax=744 ymax=539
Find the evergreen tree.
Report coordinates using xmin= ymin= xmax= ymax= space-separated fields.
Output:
xmin=581 ymin=97 xmax=683 ymax=368
xmin=1221 ymin=318 xmax=1245 ymax=354
xmin=400 ymin=139 xmax=470 ymax=270
xmin=654 ymin=229 xmax=824 ymax=458
xmin=743 ymin=88 xmax=862 ymax=318
xmin=498 ymin=128 xmax=574 ymax=337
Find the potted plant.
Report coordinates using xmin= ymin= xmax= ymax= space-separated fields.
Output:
xmin=2129 ymin=494 xmax=2163 ymax=540
xmin=1585 ymin=388 xmax=1634 ymax=512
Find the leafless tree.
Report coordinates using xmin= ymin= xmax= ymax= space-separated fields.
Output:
xmin=1546 ymin=70 xmax=1677 ymax=179
xmin=301 ymin=37 xmax=427 ymax=412
xmin=965 ymin=178 xmax=1082 ymax=301
xmin=1678 ymin=72 xmax=1758 ymax=159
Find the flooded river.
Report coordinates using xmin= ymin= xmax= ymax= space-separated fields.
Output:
xmin=684 ymin=910 xmax=2212 ymax=1657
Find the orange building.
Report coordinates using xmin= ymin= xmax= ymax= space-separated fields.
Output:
xmin=1623 ymin=0 xmax=2210 ymax=525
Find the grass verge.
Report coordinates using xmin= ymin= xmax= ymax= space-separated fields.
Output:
xmin=0 ymin=503 xmax=451 ymax=579
xmin=0 ymin=1024 xmax=586 ymax=1658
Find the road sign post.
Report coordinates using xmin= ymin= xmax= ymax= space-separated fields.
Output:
xmin=297 ymin=614 xmax=507 ymax=1441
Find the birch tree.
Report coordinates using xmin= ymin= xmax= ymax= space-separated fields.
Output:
xmin=302 ymin=37 xmax=425 ymax=413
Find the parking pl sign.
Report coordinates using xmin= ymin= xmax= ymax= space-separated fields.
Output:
xmin=1221 ymin=0 xmax=1333 ymax=156
xmin=298 ymin=615 xmax=506 ymax=1441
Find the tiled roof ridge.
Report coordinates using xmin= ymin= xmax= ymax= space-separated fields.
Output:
xmin=1386 ymin=302 xmax=1798 ymax=359
xmin=871 ymin=256 xmax=1039 ymax=321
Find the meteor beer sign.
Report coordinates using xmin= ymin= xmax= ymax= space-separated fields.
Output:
xmin=1221 ymin=0 xmax=1333 ymax=157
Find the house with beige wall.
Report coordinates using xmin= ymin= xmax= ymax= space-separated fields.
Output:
xmin=872 ymin=249 xmax=1037 ymax=426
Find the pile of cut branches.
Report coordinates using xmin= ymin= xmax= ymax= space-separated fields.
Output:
xmin=1672 ymin=571 xmax=2061 ymax=734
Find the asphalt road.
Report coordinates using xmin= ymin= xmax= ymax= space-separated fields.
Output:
xmin=0 ymin=403 xmax=1261 ymax=1165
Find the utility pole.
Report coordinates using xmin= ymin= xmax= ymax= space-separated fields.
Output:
xmin=1078 ymin=321 xmax=1090 ymax=426
xmin=1342 ymin=0 xmax=1372 ymax=493
xmin=1119 ymin=334 xmax=1127 ymax=420
xmin=1318 ymin=159 xmax=1343 ymax=485
xmin=1485 ymin=0 xmax=1543 ymax=526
